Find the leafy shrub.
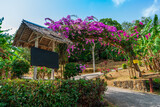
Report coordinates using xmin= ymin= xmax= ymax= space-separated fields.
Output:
xmin=146 ymin=78 xmax=160 ymax=91
xmin=138 ymin=61 xmax=143 ymax=66
xmin=11 ymin=59 xmax=30 ymax=78
xmin=64 ymin=63 xmax=81 ymax=79
xmin=122 ymin=63 xmax=127 ymax=69
xmin=46 ymin=68 xmax=52 ymax=79
xmin=60 ymin=78 xmax=107 ymax=106
xmin=36 ymin=67 xmax=52 ymax=79
xmin=0 ymin=78 xmax=107 ymax=107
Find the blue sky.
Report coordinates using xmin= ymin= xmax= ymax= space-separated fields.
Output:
xmin=0 ymin=0 xmax=160 ymax=34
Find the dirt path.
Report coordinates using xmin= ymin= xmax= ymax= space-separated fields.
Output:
xmin=105 ymin=86 xmax=160 ymax=107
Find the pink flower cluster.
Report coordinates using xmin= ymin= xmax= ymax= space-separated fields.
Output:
xmin=45 ymin=15 xmax=150 ymax=56
xmin=79 ymin=64 xmax=87 ymax=72
xmin=98 ymin=68 xmax=110 ymax=73
xmin=45 ymin=15 xmax=117 ymax=40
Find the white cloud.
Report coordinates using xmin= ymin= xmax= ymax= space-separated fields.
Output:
xmin=143 ymin=0 xmax=160 ymax=17
xmin=112 ymin=0 xmax=126 ymax=6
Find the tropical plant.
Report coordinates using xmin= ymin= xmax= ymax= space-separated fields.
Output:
xmin=135 ymin=14 xmax=160 ymax=72
xmin=122 ymin=63 xmax=127 ymax=69
xmin=0 ymin=17 xmax=21 ymax=79
xmin=11 ymin=59 xmax=30 ymax=78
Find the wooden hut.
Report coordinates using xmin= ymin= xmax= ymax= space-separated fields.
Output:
xmin=13 ymin=20 xmax=72 ymax=50
xmin=13 ymin=20 xmax=72 ymax=79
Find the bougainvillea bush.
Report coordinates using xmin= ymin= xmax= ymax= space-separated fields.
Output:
xmin=45 ymin=15 xmax=151 ymax=77
xmin=0 ymin=78 xmax=107 ymax=107
xmin=63 ymin=63 xmax=86 ymax=79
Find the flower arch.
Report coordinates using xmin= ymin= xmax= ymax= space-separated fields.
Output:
xmin=45 ymin=15 xmax=150 ymax=77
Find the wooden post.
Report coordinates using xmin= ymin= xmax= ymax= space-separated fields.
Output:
xmin=51 ymin=41 xmax=55 ymax=80
xmin=149 ymin=78 xmax=153 ymax=93
xmin=92 ymin=43 xmax=95 ymax=73
xmin=33 ymin=38 xmax=38 ymax=79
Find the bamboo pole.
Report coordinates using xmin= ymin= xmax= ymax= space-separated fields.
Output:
xmin=92 ymin=43 xmax=95 ymax=73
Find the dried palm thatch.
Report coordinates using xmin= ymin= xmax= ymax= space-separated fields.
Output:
xmin=13 ymin=20 xmax=72 ymax=51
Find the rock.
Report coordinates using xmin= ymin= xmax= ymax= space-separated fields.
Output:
xmin=113 ymin=80 xmax=147 ymax=92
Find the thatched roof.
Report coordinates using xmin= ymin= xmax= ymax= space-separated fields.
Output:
xmin=13 ymin=20 xmax=72 ymax=51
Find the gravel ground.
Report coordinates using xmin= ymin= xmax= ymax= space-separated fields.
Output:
xmin=105 ymin=86 xmax=160 ymax=107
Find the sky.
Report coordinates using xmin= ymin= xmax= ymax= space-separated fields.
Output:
xmin=0 ymin=0 xmax=160 ymax=34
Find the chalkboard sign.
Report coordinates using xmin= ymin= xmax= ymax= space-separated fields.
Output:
xmin=31 ymin=47 xmax=59 ymax=69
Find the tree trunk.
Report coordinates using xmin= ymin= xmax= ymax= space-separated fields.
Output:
xmin=129 ymin=54 xmax=142 ymax=77
xmin=148 ymin=49 xmax=158 ymax=71
xmin=61 ymin=64 xmax=63 ymax=79
xmin=146 ymin=56 xmax=153 ymax=71
xmin=155 ymin=58 xmax=160 ymax=71
xmin=92 ymin=43 xmax=95 ymax=73
xmin=144 ymin=58 xmax=149 ymax=71
xmin=133 ymin=63 xmax=142 ymax=77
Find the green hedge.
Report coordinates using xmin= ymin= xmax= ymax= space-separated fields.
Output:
xmin=0 ymin=78 xmax=107 ymax=107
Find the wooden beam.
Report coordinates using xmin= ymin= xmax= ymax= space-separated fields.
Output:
xmin=39 ymin=36 xmax=44 ymax=43
xmin=27 ymin=31 xmax=34 ymax=42
xmin=51 ymin=41 xmax=55 ymax=80
xmin=35 ymin=38 xmax=38 ymax=48
xmin=18 ymin=40 xmax=52 ymax=49
xmin=43 ymin=35 xmax=64 ymax=43
xmin=28 ymin=35 xmax=42 ymax=43
xmin=48 ymin=40 xmax=53 ymax=46
xmin=33 ymin=38 xmax=38 ymax=80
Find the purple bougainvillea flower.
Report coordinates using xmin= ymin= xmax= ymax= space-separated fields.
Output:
xmin=134 ymin=26 xmax=137 ymax=29
xmin=126 ymin=35 xmax=129 ymax=38
xmin=92 ymin=39 xmax=94 ymax=44
xmin=145 ymin=35 xmax=148 ymax=40
xmin=44 ymin=22 xmax=50 ymax=25
xmin=86 ymin=41 xmax=89 ymax=44
xmin=45 ymin=15 xmax=146 ymax=57
xmin=148 ymin=33 xmax=151 ymax=36
xmin=137 ymin=35 xmax=139 ymax=38
xmin=139 ymin=22 xmax=143 ymax=25
xmin=123 ymin=32 xmax=127 ymax=36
